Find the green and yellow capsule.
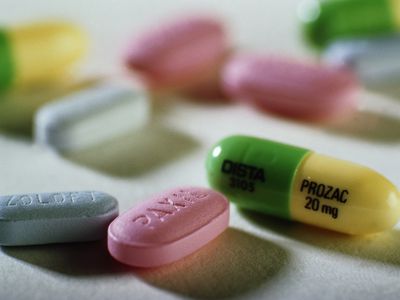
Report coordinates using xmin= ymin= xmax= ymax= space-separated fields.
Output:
xmin=0 ymin=21 xmax=87 ymax=92
xmin=206 ymin=135 xmax=400 ymax=235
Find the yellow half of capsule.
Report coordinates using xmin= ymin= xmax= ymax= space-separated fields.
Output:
xmin=8 ymin=22 xmax=87 ymax=87
xmin=390 ymin=0 xmax=400 ymax=28
xmin=290 ymin=153 xmax=400 ymax=235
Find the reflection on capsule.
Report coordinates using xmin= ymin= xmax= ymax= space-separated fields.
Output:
xmin=206 ymin=135 xmax=400 ymax=235
xmin=0 ymin=21 xmax=87 ymax=91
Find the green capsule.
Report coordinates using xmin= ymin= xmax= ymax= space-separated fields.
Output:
xmin=299 ymin=0 xmax=400 ymax=49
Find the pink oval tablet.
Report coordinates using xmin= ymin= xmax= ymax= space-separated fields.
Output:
xmin=222 ymin=55 xmax=359 ymax=121
xmin=107 ymin=187 xmax=229 ymax=268
xmin=124 ymin=15 xmax=229 ymax=92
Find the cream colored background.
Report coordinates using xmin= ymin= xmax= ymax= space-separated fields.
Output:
xmin=1 ymin=1 xmax=400 ymax=299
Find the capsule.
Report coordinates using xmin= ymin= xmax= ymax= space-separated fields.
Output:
xmin=298 ymin=0 xmax=400 ymax=49
xmin=108 ymin=187 xmax=229 ymax=267
xmin=124 ymin=15 xmax=229 ymax=93
xmin=324 ymin=35 xmax=400 ymax=87
xmin=206 ymin=135 xmax=400 ymax=235
xmin=222 ymin=55 xmax=359 ymax=121
xmin=0 ymin=21 xmax=87 ymax=91
xmin=0 ymin=191 xmax=118 ymax=246
xmin=35 ymin=81 xmax=150 ymax=153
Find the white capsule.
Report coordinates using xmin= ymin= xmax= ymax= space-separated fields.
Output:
xmin=323 ymin=35 xmax=400 ymax=87
xmin=35 ymin=81 xmax=150 ymax=153
xmin=0 ymin=191 xmax=118 ymax=246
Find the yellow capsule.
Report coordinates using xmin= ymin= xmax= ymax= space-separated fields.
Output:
xmin=0 ymin=21 xmax=87 ymax=91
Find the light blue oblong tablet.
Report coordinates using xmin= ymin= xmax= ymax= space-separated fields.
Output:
xmin=34 ymin=81 xmax=150 ymax=153
xmin=0 ymin=191 xmax=118 ymax=246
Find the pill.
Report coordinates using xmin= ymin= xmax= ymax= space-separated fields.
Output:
xmin=124 ymin=15 xmax=229 ymax=93
xmin=206 ymin=135 xmax=400 ymax=235
xmin=108 ymin=187 xmax=229 ymax=267
xmin=222 ymin=55 xmax=359 ymax=121
xmin=298 ymin=0 xmax=400 ymax=49
xmin=0 ymin=191 xmax=118 ymax=246
xmin=0 ymin=21 xmax=87 ymax=91
xmin=324 ymin=35 xmax=400 ymax=87
xmin=35 ymin=81 xmax=150 ymax=153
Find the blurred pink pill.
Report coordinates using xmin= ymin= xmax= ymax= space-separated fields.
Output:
xmin=124 ymin=15 xmax=228 ymax=91
xmin=222 ymin=55 xmax=359 ymax=121
xmin=107 ymin=187 xmax=229 ymax=268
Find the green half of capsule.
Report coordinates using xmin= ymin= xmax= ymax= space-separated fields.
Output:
xmin=206 ymin=135 xmax=310 ymax=219
xmin=0 ymin=30 xmax=14 ymax=92
xmin=300 ymin=0 xmax=400 ymax=49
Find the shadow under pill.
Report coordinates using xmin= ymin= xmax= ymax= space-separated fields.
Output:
xmin=0 ymin=78 xmax=101 ymax=137
xmin=1 ymin=239 xmax=129 ymax=276
xmin=136 ymin=228 xmax=290 ymax=299
xmin=64 ymin=124 xmax=199 ymax=178
xmin=322 ymin=109 xmax=400 ymax=143
xmin=240 ymin=209 xmax=400 ymax=267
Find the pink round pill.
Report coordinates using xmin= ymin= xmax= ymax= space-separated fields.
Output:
xmin=107 ymin=187 xmax=229 ymax=268
xmin=124 ymin=15 xmax=229 ymax=93
xmin=222 ymin=55 xmax=359 ymax=121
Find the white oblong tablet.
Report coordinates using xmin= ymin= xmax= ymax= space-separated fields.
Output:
xmin=324 ymin=35 xmax=400 ymax=87
xmin=34 ymin=81 xmax=150 ymax=153
xmin=0 ymin=191 xmax=118 ymax=246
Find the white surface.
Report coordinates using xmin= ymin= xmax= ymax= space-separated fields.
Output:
xmin=1 ymin=1 xmax=400 ymax=299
